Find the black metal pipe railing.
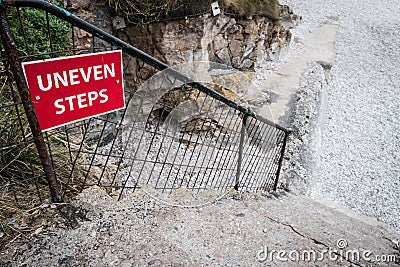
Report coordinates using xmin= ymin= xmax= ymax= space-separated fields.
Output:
xmin=0 ymin=0 xmax=291 ymax=199
xmin=2 ymin=0 xmax=290 ymax=135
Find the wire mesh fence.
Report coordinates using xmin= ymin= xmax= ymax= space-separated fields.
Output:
xmin=0 ymin=0 xmax=289 ymax=208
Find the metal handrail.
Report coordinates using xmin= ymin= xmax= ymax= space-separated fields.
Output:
xmin=0 ymin=0 xmax=291 ymax=202
xmin=1 ymin=0 xmax=290 ymax=134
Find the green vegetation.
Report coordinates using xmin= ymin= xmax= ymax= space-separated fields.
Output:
xmin=6 ymin=1 xmax=71 ymax=56
xmin=0 ymin=108 xmax=73 ymax=184
xmin=0 ymin=74 xmax=76 ymax=185
xmin=0 ymin=3 xmax=79 ymax=247
xmin=108 ymin=0 xmax=280 ymax=25
xmin=1 ymin=2 xmax=74 ymax=182
xmin=0 ymin=72 xmax=77 ymax=247
xmin=0 ymin=72 xmax=82 ymax=247
xmin=0 ymin=93 xmax=42 ymax=181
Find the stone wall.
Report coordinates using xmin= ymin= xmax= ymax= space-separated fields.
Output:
xmin=117 ymin=13 xmax=292 ymax=71
xmin=70 ymin=2 xmax=299 ymax=72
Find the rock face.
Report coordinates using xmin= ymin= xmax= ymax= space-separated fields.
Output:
xmin=279 ymin=4 xmax=302 ymax=29
xmin=68 ymin=4 xmax=296 ymax=147
xmin=71 ymin=3 xmax=298 ymax=80
xmin=118 ymin=13 xmax=292 ymax=70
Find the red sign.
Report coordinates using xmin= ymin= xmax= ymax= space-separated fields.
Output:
xmin=22 ymin=51 xmax=125 ymax=131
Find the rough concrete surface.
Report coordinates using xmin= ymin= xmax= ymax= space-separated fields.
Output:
xmin=1 ymin=187 xmax=399 ymax=266
xmin=256 ymin=22 xmax=337 ymax=125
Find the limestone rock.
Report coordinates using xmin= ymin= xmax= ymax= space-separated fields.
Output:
xmin=116 ymin=12 xmax=293 ymax=71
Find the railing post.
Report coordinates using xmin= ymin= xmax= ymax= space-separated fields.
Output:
xmin=235 ymin=114 xmax=248 ymax=191
xmin=0 ymin=5 xmax=62 ymax=202
xmin=273 ymin=131 xmax=289 ymax=191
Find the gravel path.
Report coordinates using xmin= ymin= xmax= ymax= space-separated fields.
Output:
xmin=282 ymin=0 xmax=400 ymax=231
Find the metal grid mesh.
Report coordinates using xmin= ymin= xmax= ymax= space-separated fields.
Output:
xmin=0 ymin=2 xmax=288 ymax=204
